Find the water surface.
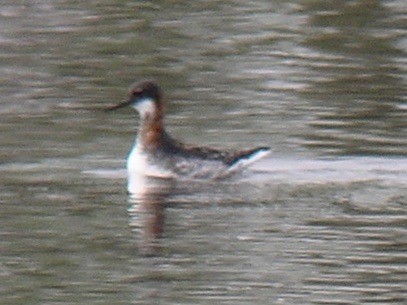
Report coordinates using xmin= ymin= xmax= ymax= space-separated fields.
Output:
xmin=1 ymin=1 xmax=406 ymax=304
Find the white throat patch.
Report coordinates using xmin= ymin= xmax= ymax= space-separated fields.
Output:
xmin=134 ymin=98 xmax=156 ymax=118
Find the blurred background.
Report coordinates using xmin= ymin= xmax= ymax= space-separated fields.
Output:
xmin=1 ymin=1 xmax=406 ymax=304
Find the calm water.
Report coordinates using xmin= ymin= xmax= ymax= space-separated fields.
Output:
xmin=1 ymin=1 xmax=406 ymax=304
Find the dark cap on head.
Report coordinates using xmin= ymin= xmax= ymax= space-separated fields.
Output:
xmin=107 ymin=80 xmax=162 ymax=111
xmin=129 ymin=80 xmax=162 ymax=103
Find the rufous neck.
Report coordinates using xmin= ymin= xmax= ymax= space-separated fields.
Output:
xmin=138 ymin=108 xmax=165 ymax=151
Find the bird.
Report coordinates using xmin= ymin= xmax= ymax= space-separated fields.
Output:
xmin=108 ymin=80 xmax=270 ymax=189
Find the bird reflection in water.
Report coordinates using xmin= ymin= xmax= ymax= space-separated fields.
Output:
xmin=127 ymin=173 xmax=175 ymax=256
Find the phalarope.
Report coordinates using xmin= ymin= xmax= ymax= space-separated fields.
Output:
xmin=108 ymin=81 xmax=270 ymax=188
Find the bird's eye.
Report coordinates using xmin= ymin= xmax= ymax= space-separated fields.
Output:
xmin=131 ymin=89 xmax=142 ymax=97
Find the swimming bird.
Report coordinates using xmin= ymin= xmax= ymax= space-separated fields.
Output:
xmin=108 ymin=81 xmax=270 ymax=189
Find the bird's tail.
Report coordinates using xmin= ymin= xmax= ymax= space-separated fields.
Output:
xmin=226 ymin=147 xmax=271 ymax=172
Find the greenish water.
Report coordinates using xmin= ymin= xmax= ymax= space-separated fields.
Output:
xmin=1 ymin=1 xmax=406 ymax=304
